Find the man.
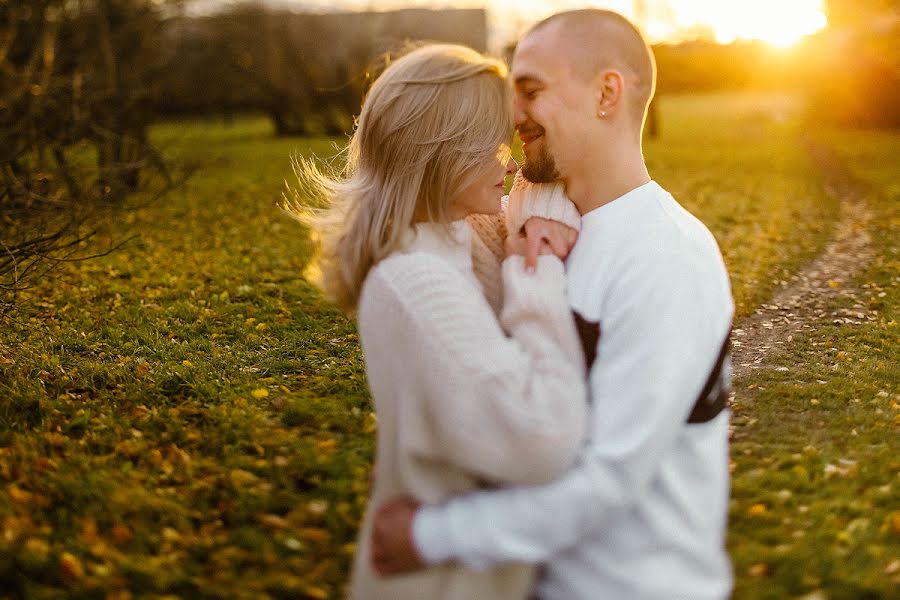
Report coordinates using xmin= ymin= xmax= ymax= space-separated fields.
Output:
xmin=370 ymin=9 xmax=735 ymax=599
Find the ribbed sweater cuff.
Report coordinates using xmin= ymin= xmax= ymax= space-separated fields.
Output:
xmin=505 ymin=174 xmax=581 ymax=236
xmin=500 ymin=255 xmax=568 ymax=325
xmin=413 ymin=504 xmax=457 ymax=566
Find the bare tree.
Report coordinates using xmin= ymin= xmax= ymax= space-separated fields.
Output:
xmin=0 ymin=0 xmax=177 ymax=310
xmin=156 ymin=6 xmax=488 ymax=136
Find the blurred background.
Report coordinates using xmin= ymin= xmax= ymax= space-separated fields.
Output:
xmin=2 ymin=0 xmax=898 ymax=292
xmin=2 ymin=0 xmax=898 ymax=296
xmin=1 ymin=3 xmax=899 ymax=598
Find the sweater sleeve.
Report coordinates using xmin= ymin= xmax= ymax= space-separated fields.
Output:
xmin=368 ymin=253 xmax=588 ymax=488
xmin=505 ymin=172 xmax=581 ymax=236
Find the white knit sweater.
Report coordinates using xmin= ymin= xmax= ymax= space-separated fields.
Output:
xmin=414 ymin=182 xmax=735 ymax=600
xmin=349 ymin=220 xmax=587 ymax=600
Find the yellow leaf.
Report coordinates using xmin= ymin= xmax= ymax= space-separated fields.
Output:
xmin=259 ymin=514 xmax=289 ymax=529
xmin=306 ymin=500 xmax=328 ymax=516
xmin=299 ymin=527 xmax=331 ymax=544
xmin=44 ymin=432 xmax=67 ymax=447
xmin=747 ymin=562 xmax=768 ymax=577
xmin=363 ymin=412 xmax=377 ymax=434
xmin=887 ymin=511 xmax=900 ymax=536
xmin=8 ymin=485 xmax=33 ymax=504
xmin=316 ymin=438 xmax=337 ymax=453
xmin=59 ymin=552 xmax=84 ymax=579
xmin=251 ymin=388 xmax=269 ymax=399
xmin=23 ymin=538 xmax=50 ymax=561
xmin=230 ymin=469 xmax=258 ymax=486
xmin=80 ymin=518 xmax=98 ymax=544
xmin=111 ymin=525 xmax=133 ymax=544
xmin=303 ymin=586 xmax=329 ymax=600
xmin=182 ymin=360 xmax=193 ymax=368
xmin=748 ymin=503 xmax=768 ymax=516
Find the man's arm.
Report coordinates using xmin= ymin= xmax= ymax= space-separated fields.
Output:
xmin=373 ymin=248 xmax=732 ymax=573
xmin=505 ymin=174 xmax=581 ymax=271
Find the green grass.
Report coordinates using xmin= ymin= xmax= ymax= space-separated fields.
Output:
xmin=645 ymin=93 xmax=838 ymax=318
xmin=0 ymin=95 xmax=893 ymax=598
xmin=727 ymin=129 xmax=899 ymax=599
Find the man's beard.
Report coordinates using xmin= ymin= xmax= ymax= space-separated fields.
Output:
xmin=521 ymin=141 xmax=560 ymax=183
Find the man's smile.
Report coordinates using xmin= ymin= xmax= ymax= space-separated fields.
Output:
xmin=517 ymin=125 xmax=544 ymax=147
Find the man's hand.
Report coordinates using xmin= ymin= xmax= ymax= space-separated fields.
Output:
xmin=371 ymin=497 xmax=425 ymax=576
xmin=523 ymin=217 xmax=579 ymax=270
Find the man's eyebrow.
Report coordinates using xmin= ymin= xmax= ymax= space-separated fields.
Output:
xmin=513 ymin=74 xmax=544 ymax=86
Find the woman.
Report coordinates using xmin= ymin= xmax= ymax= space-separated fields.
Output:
xmin=290 ymin=44 xmax=587 ymax=599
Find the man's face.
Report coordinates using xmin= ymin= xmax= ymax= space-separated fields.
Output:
xmin=512 ymin=26 xmax=594 ymax=183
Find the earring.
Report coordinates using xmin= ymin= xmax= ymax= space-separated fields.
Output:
xmin=598 ymin=110 xmax=607 ymax=118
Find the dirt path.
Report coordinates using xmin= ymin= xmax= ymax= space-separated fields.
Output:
xmin=731 ymin=141 xmax=875 ymax=379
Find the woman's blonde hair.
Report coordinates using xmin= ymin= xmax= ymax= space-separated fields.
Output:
xmin=285 ymin=43 xmax=513 ymax=313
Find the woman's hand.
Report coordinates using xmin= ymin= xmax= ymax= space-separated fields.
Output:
xmin=505 ymin=217 xmax=579 ymax=270
xmin=522 ymin=217 xmax=579 ymax=269
xmin=505 ymin=233 xmax=553 ymax=264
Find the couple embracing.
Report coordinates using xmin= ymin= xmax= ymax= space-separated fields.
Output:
xmin=294 ymin=8 xmax=734 ymax=600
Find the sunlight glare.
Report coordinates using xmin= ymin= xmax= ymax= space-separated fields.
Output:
xmin=615 ymin=0 xmax=828 ymax=46
xmin=279 ymin=0 xmax=829 ymax=48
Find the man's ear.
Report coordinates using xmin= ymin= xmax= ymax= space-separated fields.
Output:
xmin=595 ymin=70 xmax=624 ymax=117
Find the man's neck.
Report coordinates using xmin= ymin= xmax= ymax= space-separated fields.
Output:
xmin=563 ymin=145 xmax=651 ymax=215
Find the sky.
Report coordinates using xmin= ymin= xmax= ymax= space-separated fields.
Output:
xmin=188 ymin=1 xmax=829 ymax=51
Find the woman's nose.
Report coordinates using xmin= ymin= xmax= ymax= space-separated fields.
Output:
xmin=506 ymin=157 xmax=518 ymax=175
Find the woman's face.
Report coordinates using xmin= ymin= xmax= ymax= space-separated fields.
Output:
xmin=447 ymin=149 xmax=518 ymax=220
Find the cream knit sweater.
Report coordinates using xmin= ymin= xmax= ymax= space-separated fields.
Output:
xmin=349 ymin=212 xmax=587 ymax=599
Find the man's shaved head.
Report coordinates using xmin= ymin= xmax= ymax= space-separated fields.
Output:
xmin=524 ymin=9 xmax=656 ymax=130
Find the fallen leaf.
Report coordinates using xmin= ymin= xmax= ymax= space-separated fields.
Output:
xmin=111 ymin=525 xmax=132 ymax=544
xmin=230 ymin=469 xmax=258 ymax=486
xmin=302 ymin=586 xmax=328 ymax=600
xmin=8 ymin=485 xmax=33 ymax=504
xmin=748 ymin=563 xmax=768 ymax=577
xmin=259 ymin=514 xmax=289 ymax=529
xmin=59 ymin=552 xmax=84 ymax=579
xmin=299 ymin=527 xmax=330 ymax=544
xmin=23 ymin=538 xmax=50 ymax=562
xmin=748 ymin=503 xmax=768 ymax=516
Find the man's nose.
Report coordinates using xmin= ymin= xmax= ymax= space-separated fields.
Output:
xmin=513 ymin=97 xmax=527 ymax=127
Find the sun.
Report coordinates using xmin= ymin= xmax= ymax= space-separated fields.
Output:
xmin=660 ymin=0 xmax=828 ymax=47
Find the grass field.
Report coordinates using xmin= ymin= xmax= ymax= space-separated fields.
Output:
xmin=726 ymin=129 xmax=899 ymax=599
xmin=0 ymin=94 xmax=895 ymax=598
